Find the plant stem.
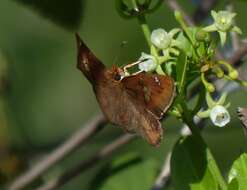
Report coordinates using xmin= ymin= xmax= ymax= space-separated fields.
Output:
xmin=138 ymin=15 xmax=151 ymax=46
xmin=131 ymin=0 xmax=151 ymax=46
xmin=192 ymin=86 xmax=205 ymax=115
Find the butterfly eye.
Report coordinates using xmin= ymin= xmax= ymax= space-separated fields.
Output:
xmin=114 ymin=74 xmax=122 ymax=81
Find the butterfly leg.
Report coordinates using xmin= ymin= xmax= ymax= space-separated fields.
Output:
xmin=123 ymin=60 xmax=140 ymax=72
xmin=130 ymin=70 xmax=143 ymax=76
xmin=123 ymin=59 xmax=148 ymax=73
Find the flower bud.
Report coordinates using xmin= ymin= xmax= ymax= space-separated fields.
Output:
xmin=206 ymin=83 xmax=215 ymax=93
xmin=213 ymin=66 xmax=224 ymax=78
xmin=196 ymin=30 xmax=210 ymax=42
xmin=228 ymin=69 xmax=239 ymax=79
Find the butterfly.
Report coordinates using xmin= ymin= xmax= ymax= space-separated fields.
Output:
xmin=76 ymin=33 xmax=175 ymax=146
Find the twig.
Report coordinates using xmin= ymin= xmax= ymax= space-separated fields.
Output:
xmin=8 ymin=113 xmax=107 ymax=190
xmin=36 ymin=134 xmax=135 ymax=190
xmin=152 ymin=152 xmax=171 ymax=190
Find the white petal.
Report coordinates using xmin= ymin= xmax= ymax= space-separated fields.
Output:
xmin=151 ymin=28 xmax=171 ymax=49
xmin=219 ymin=31 xmax=227 ymax=46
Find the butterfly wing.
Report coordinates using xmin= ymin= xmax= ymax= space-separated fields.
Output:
xmin=94 ymin=73 xmax=163 ymax=146
xmin=115 ymin=72 xmax=175 ymax=146
xmin=112 ymin=89 xmax=163 ymax=146
xmin=121 ymin=72 xmax=176 ymax=119
xmin=76 ymin=33 xmax=105 ymax=85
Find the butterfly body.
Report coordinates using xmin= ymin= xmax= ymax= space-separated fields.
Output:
xmin=76 ymin=34 xmax=175 ymax=146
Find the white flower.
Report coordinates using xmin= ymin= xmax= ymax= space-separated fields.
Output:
xmin=214 ymin=11 xmax=236 ymax=31
xmin=138 ymin=52 xmax=157 ymax=72
xmin=151 ymin=28 xmax=180 ymax=49
xmin=210 ymin=105 xmax=230 ymax=127
xmin=203 ymin=10 xmax=242 ymax=46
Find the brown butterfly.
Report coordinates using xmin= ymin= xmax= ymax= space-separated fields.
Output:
xmin=76 ymin=34 xmax=175 ymax=146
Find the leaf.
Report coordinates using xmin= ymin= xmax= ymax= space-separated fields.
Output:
xmin=176 ymin=51 xmax=187 ymax=94
xmin=14 ymin=0 xmax=85 ymax=30
xmin=176 ymin=32 xmax=193 ymax=56
xmin=171 ymin=135 xmax=219 ymax=190
xmin=90 ymin=153 xmax=158 ymax=190
xmin=177 ymin=27 xmax=206 ymax=58
xmin=228 ymin=153 xmax=247 ymax=190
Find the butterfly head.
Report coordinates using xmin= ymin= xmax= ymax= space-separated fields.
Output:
xmin=106 ymin=65 xmax=125 ymax=82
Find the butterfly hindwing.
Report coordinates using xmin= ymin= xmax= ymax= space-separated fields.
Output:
xmin=122 ymin=73 xmax=175 ymax=119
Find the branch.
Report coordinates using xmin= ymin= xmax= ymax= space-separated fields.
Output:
xmin=36 ymin=134 xmax=135 ymax=190
xmin=152 ymin=152 xmax=171 ymax=190
xmin=8 ymin=113 xmax=107 ymax=190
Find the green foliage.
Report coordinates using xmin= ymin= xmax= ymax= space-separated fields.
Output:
xmin=228 ymin=153 xmax=247 ymax=190
xmin=176 ymin=51 xmax=187 ymax=94
xmin=171 ymin=135 xmax=219 ymax=190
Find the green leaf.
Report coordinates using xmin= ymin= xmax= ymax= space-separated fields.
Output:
xmin=176 ymin=31 xmax=193 ymax=56
xmin=228 ymin=153 xmax=247 ymax=190
xmin=115 ymin=0 xmax=133 ymax=19
xmin=176 ymin=27 xmax=205 ymax=58
xmin=171 ymin=135 xmax=219 ymax=190
xmin=14 ymin=0 xmax=84 ymax=30
xmin=90 ymin=153 xmax=158 ymax=190
xmin=176 ymin=51 xmax=187 ymax=94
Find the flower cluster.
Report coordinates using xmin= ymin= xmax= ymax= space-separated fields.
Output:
xmin=138 ymin=28 xmax=181 ymax=73
xmin=132 ymin=9 xmax=245 ymax=128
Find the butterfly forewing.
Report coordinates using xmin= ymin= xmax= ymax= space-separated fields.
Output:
xmin=122 ymin=73 xmax=175 ymax=119
xmin=76 ymin=33 xmax=105 ymax=84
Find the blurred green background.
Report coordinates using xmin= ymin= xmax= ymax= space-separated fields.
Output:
xmin=0 ymin=0 xmax=247 ymax=189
